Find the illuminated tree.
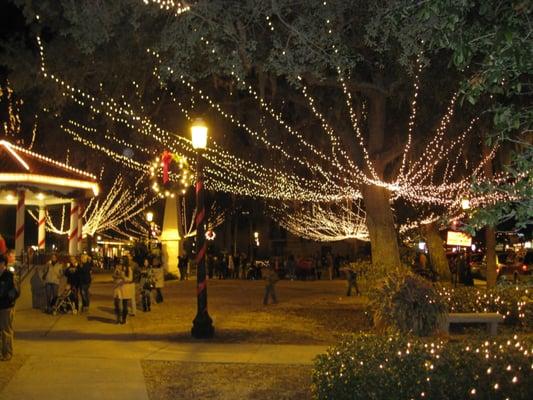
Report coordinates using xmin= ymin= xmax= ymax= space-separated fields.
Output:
xmin=2 ymin=0 xmax=526 ymax=273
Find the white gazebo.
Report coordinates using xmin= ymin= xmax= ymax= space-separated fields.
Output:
xmin=0 ymin=139 xmax=99 ymax=258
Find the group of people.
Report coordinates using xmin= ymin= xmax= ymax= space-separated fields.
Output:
xmin=112 ymin=254 xmax=164 ymax=324
xmin=43 ymin=253 xmax=93 ymax=314
xmin=204 ymin=251 xmax=353 ymax=282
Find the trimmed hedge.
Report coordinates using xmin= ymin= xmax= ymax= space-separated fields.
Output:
xmin=438 ymin=286 xmax=533 ymax=328
xmin=313 ymin=334 xmax=533 ymax=400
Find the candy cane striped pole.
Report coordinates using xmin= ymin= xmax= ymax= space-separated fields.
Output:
xmin=68 ymin=200 xmax=79 ymax=255
xmin=15 ymin=190 xmax=25 ymax=259
xmin=38 ymin=206 xmax=46 ymax=250
xmin=191 ymin=152 xmax=214 ymax=338
xmin=77 ymin=203 xmax=84 ymax=253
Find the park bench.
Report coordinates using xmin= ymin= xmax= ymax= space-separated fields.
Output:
xmin=440 ymin=312 xmax=504 ymax=335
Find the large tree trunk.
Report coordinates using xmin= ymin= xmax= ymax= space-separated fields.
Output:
xmin=421 ymin=221 xmax=451 ymax=281
xmin=362 ymin=91 xmax=401 ymax=270
xmin=331 ymin=83 xmax=401 ymax=271
xmin=485 ymin=226 xmax=497 ymax=288
xmin=482 ymin=142 xmax=498 ymax=288
xmin=362 ymin=184 xmax=400 ymax=269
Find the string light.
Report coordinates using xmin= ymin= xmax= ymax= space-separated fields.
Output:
xmin=268 ymin=200 xmax=369 ymax=242
xmin=33 ymin=30 xmax=523 ymax=215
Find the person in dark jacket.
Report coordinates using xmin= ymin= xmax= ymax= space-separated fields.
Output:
xmin=0 ymin=254 xmax=19 ymax=361
xmin=78 ymin=254 xmax=92 ymax=312
xmin=64 ymin=256 xmax=81 ymax=312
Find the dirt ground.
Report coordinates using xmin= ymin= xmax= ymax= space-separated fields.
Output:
xmin=142 ymin=360 xmax=313 ymax=400
xmin=88 ymin=274 xmax=371 ymax=344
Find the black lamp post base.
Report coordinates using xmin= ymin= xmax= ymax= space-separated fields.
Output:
xmin=191 ymin=313 xmax=215 ymax=339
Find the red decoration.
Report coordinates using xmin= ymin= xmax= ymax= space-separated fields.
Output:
xmin=161 ymin=150 xmax=173 ymax=184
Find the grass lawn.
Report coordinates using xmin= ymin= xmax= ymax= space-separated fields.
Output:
xmin=142 ymin=360 xmax=312 ymax=400
xmin=87 ymin=274 xmax=371 ymax=344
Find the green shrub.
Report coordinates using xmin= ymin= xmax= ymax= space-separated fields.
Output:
xmin=437 ymin=286 xmax=533 ymax=328
xmin=369 ymin=268 xmax=446 ymax=336
xmin=313 ymin=334 xmax=533 ymax=400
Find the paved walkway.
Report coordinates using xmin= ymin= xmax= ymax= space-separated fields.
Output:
xmin=2 ymin=340 xmax=326 ymax=400
xmin=0 ymin=273 xmax=330 ymax=399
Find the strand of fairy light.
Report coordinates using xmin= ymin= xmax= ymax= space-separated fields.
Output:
xmin=194 ymin=32 xmax=345 ymax=186
xmin=156 ymin=59 xmax=335 ymax=179
xmin=83 ymin=175 xmax=157 ymax=236
xmin=28 ymin=206 xmax=68 ymax=235
xmin=36 ymin=35 xmax=515 ymax=208
xmin=166 ymin=89 xmax=356 ymax=200
xmin=141 ymin=0 xmax=191 ymax=16
xmin=41 ymin=34 xmax=335 ymax=201
xmin=269 ymin=200 xmax=369 ymax=242
xmin=148 ymin=48 xmax=352 ymax=196
xmin=336 ymin=67 xmax=380 ymax=181
xmin=39 ymin=33 xmax=358 ymax=202
xmin=61 ymin=123 xmax=147 ymax=172
xmin=404 ymin=94 xmax=459 ymax=184
xmin=225 ymin=68 xmax=350 ymax=190
xmin=298 ymin=79 xmax=351 ymax=177
xmin=151 ymin=60 xmax=358 ymax=200
xmin=398 ymin=56 xmax=423 ymax=181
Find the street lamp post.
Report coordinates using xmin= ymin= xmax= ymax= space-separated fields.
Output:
xmin=146 ymin=211 xmax=154 ymax=249
xmin=190 ymin=118 xmax=215 ymax=339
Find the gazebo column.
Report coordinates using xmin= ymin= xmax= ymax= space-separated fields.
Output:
xmin=15 ymin=190 xmax=25 ymax=260
xmin=68 ymin=200 xmax=79 ymax=256
xmin=38 ymin=206 xmax=46 ymax=250
xmin=77 ymin=203 xmax=84 ymax=253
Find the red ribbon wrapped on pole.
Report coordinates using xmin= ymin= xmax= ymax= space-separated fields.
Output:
xmin=161 ymin=150 xmax=172 ymax=184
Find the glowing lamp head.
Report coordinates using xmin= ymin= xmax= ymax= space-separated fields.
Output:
xmin=146 ymin=211 xmax=154 ymax=222
xmin=254 ymin=231 xmax=259 ymax=239
xmin=190 ymin=118 xmax=208 ymax=150
xmin=36 ymin=193 xmax=45 ymax=200
xmin=461 ymin=198 xmax=471 ymax=210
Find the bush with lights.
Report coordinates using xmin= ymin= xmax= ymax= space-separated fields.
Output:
xmin=438 ymin=286 xmax=533 ymax=329
xmin=313 ymin=333 xmax=533 ymax=400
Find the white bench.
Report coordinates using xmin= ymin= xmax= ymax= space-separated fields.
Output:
xmin=440 ymin=312 xmax=504 ymax=335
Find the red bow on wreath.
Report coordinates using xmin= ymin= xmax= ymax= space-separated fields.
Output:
xmin=161 ymin=150 xmax=173 ymax=184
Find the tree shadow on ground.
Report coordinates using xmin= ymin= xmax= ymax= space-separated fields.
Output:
xmin=15 ymin=328 xmax=326 ymax=344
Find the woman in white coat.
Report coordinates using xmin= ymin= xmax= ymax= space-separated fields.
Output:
xmin=112 ymin=258 xmax=134 ymax=324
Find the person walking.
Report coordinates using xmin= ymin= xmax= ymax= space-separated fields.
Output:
xmin=262 ymin=265 xmax=279 ymax=305
xmin=79 ymin=254 xmax=92 ymax=312
xmin=43 ymin=254 xmax=63 ymax=313
xmin=0 ymin=254 xmax=19 ymax=361
xmin=343 ymin=266 xmax=360 ymax=296
xmin=112 ymin=258 xmax=134 ymax=324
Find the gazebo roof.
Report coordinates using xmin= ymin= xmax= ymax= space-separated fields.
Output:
xmin=0 ymin=139 xmax=99 ymax=203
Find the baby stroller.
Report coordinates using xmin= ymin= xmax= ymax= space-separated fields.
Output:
xmin=51 ymin=285 xmax=78 ymax=315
